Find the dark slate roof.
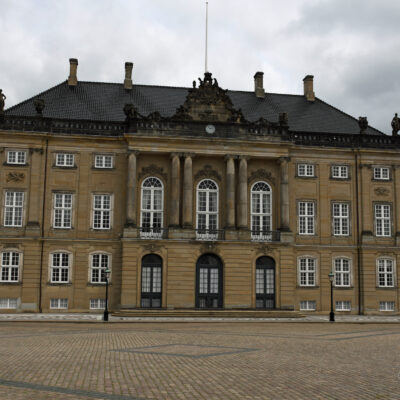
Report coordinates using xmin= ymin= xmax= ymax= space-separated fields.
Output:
xmin=5 ymin=80 xmax=383 ymax=135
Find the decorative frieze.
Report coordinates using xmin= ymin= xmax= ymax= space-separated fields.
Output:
xmin=194 ymin=165 xmax=221 ymax=182
xmin=6 ymin=172 xmax=25 ymax=183
xmin=374 ymin=187 xmax=390 ymax=196
xmin=139 ymin=164 xmax=168 ymax=181
xmin=248 ymin=169 xmax=275 ymax=184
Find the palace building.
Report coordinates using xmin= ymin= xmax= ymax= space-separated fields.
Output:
xmin=0 ymin=59 xmax=399 ymax=315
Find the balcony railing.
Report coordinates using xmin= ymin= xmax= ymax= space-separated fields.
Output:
xmin=195 ymin=229 xmax=225 ymax=241
xmin=251 ymin=230 xmax=281 ymax=242
xmin=139 ymin=227 xmax=168 ymax=239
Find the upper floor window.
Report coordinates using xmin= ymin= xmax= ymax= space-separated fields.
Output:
xmin=90 ymin=253 xmax=111 ymax=284
xmin=377 ymin=258 xmax=395 ymax=287
xmin=373 ymin=167 xmax=390 ymax=180
xmin=94 ymin=154 xmax=113 ymax=169
xmin=331 ymin=165 xmax=348 ymax=179
xmin=196 ymin=179 xmax=218 ymax=240
xmin=4 ymin=191 xmax=24 ymax=227
xmin=332 ymin=203 xmax=350 ymax=236
xmin=375 ymin=204 xmax=391 ymax=237
xmin=298 ymin=257 xmax=316 ymax=286
xmin=297 ymin=164 xmax=315 ymax=177
xmin=334 ymin=258 xmax=351 ymax=287
xmin=251 ymin=181 xmax=272 ymax=240
xmin=50 ymin=252 xmax=70 ymax=283
xmin=140 ymin=177 xmax=163 ymax=238
xmin=1 ymin=251 xmax=21 ymax=282
xmin=298 ymin=201 xmax=315 ymax=235
xmin=92 ymin=194 xmax=112 ymax=230
xmin=53 ymin=193 xmax=72 ymax=229
xmin=7 ymin=150 xmax=26 ymax=165
xmin=56 ymin=153 xmax=74 ymax=167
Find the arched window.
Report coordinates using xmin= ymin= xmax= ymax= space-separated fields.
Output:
xmin=251 ymin=181 xmax=272 ymax=240
xmin=140 ymin=177 xmax=164 ymax=238
xmin=196 ymin=179 xmax=218 ymax=240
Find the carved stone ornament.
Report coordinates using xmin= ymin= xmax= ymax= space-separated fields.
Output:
xmin=200 ymin=241 xmax=218 ymax=253
xmin=6 ymin=172 xmax=25 ymax=183
xmin=139 ymin=164 xmax=168 ymax=181
xmin=142 ymin=243 xmax=162 ymax=253
xmin=194 ymin=165 xmax=222 ymax=181
xmin=248 ymin=169 xmax=275 ymax=184
xmin=256 ymin=243 xmax=272 ymax=255
xmin=374 ymin=187 xmax=390 ymax=196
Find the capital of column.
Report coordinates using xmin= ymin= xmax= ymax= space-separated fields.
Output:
xmin=278 ymin=156 xmax=291 ymax=165
xmin=170 ymin=152 xmax=183 ymax=159
xmin=224 ymin=154 xmax=238 ymax=162
xmin=183 ymin=152 xmax=195 ymax=159
xmin=127 ymin=149 xmax=140 ymax=156
xmin=238 ymin=155 xmax=250 ymax=161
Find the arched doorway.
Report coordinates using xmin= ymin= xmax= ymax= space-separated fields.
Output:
xmin=196 ymin=254 xmax=223 ymax=308
xmin=256 ymin=256 xmax=275 ymax=309
xmin=141 ymin=254 xmax=162 ymax=308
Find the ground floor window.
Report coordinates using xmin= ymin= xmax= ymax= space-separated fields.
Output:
xmin=335 ymin=300 xmax=351 ymax=311
xmin=379 ymin=301 xmax=395 ymax=311
xmin=90 ymin=299 xmax=106 ymax=309
xmin=0 ymin=298 xmax=17 ymax=309
xmin=300 ymin=300 xmax=316 ymax=311
xmin=50 ymin=298 xmax=68 ymax=309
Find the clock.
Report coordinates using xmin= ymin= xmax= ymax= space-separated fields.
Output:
xmin=205 ymin=124 xmax=216 ymax=134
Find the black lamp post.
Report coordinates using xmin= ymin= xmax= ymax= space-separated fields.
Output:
xmin=328 ymin=271 xmax=335 ymax=322
xmin=103 ymin=267 xmax=111 ymax=322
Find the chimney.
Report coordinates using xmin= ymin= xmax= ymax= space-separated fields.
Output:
xmin=124 ymin=62 xmax=133 ymax=90
xmin=303 ymin=75 xmax=315 ymax=102
xmin=254 ymin=71 xmax=265 ymax=98
xmin=68 ymin=58 xmax=78 ymax=87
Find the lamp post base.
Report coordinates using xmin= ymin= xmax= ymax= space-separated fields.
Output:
xmin=103 ymin=310 xmax=109 ymax=322
xmin=329 ymin=311 xmax=335 ymax=322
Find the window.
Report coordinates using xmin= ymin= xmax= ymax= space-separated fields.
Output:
xmin=297 ymin=164 xmax=315 ymax=177
xmin=92 ymin=194 xmax=112 ymax=229
xmin=336 ymin=301 xmax=351 ymax=311
xmin=380 ymin=301 xmax=395 ymax=311
xmin=4 ymin=191 xmax=24 ymax=227
xmin=377 ymin=259 xmax=394 ymax=287
xmin=56 ymin=153 xmax=74 ymax=167
xmin=334 ymin=258 xmax=351 ymax=287
xmin=94 ymin=154 xmax=113 ymax=169
xmin=298 ymin=257 xmax=316 ymax=286
xmin=300 ymin=300 xmax=316 ymax=311
xmin=140 ymin=177 xmax=163 ymax=238
xmin=50 ymin=298 xmax=68 ymax=309
xmin=298 ymin=201 xmax=315 ymax=235
xmin=251 ymin=181 xmax=272 ymax=240
xmin=90 ymin=253 xmax=110 ymax=284
xmin=332 ymin=203 xmax=350 ymax=236
xmin=1 ymin=251 xmax=21 ymax=282
xmin=50 ymin=252 xmax=70 ymax=283
xmin=53 ymin=193 xmax=72 ymax=228
xmin=196 ymin=179 xmax=218 ymax=240
xmin=374 ymin=167 xmax=390 ymax=180
xmin=0 ymin=298 xmax=17 ymax=309
xmin=7 ymin=150 xmax=26 ymax=165
xmin=332 ymin=165 xmax=348 ymax=179
xmin=375 ymin=204 xmax=391 ymax=237
xmin=90 ymin=299 xmax=106 ymax=309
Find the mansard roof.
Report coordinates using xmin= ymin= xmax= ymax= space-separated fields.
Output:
xmin=5 ymin=79 xmax=383 ymax=136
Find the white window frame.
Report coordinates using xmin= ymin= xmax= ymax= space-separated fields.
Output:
xmin=94 ymin=154 xmax=113 ymax=169
xmin=298 ymin=201 xmax=315 ymax=235
xmin=4 ymin=191 xmax=24 ymax=227
xmin=332 ymin=202 xmax=350 ymax=236
xmin=53 ymin=193 xmax=73 ymax=229
xmin=55 ymin=153 xmax=74 ymax=167
xmin=335 ymin=300 xmax=351 ymax=311
xmin=50 ymin=252 xmax=71 ymax=283
xmin=50 ymin=298 xmax=68 ymax=309
xmin=90 ymin=253 xmax=111 ymax=284
xmin=0 ymin=251 xmax=22 ymax=282
xmin=298 ymin=257 xmax=316 ymax=287
xmin=331 ymin=165 xmax=349 ymax=179
xmin=297 ymin=164 xmax=315 ymax=177
xmin=251 ymin=181 xmax=272 ymax=240
xmin=374 ymin=204 xmax=391 ymax=237
xmin=379 ymin=301 xmax=395 ymax=311
xmin=90 ymin=298 xmax=106 ymax=309
xmin=140 ymin=177 xmax=164 ymax=238
xmin=92 ymin=194 xmax=112 ymax=230
xmin=0 ymin=298 xmax=18 ymax=309
xmin=373 ymin=167 xmax=390 ymax=180
xmin=196 ymin=179 xmax=219 ymax=240
xmin=377 ymin=258 xmax=395 ymax=288
xmin=333 ymin=258 xmax=351 ymax=287
xmin=7 ymin=150 xmax=26 ymax=165
xmin=300 ymin=300 xmax=316 ymax=311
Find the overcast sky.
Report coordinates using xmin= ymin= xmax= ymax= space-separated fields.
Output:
xmin=1 ymin=0 xmax=399 ymax=134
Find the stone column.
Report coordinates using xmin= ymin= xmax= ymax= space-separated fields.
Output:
xmin=183 ymin=153 xmax=194 ymax=228
xmin=126 ymin=150 xmax=139 ymax=227
xmin=238 ymin=156 xmax=249 ymax=229
xmin=225 ymin=155 xmax=236 ymax=228
xmin=170 ymin=153 xmax=181 ymax=227
xmin=279 ymin=157 xmax=290 ymax=231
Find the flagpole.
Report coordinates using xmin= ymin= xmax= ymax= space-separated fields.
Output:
xmin=205 ymin=1 xmax=208 ymax=73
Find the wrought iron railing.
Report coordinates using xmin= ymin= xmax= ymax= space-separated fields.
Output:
xmin=251 ymin=230 xmax=281 ymax=242
xmin=139 ymin=227 xmax=168 ymax=239
xmin=195 ymin=229 xmax=225 ymax=241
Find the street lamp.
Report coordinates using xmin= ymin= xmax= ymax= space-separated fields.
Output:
xmin=103 ymin=267 xmax=111 ymax=322
xmin=328 ymin=271 xmax=335 ymax=322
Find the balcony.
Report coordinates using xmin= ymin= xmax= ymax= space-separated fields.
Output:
xmin=195 ymin=229 xmax=225 ymax=241
xmin=251 ymin=230 xmax=281 ymax=242
xmin=139 ymin=227 xmax=168 ymax=239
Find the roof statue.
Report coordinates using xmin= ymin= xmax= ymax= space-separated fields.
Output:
xmin=391 ymin=113 xmax=400 ymax=136
xmin=0 ymin=89 xmax=6 ymax=114
xmin=358 ymin=116 xmax=368 ymax=134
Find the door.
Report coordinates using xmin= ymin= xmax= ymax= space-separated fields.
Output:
xmin=196 ymin=254 xmax=223 ymax=308
xmin=141 ymin=254 xmax=162 ymax=308
xmin=256 ymin=256 xmax=275 ymax=309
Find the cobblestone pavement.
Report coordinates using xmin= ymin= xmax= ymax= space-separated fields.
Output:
xmin=0 ymin=322 xmax=400 ymax=399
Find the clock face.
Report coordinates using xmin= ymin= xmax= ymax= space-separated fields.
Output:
xmin=205 ymin=124 xmax=216 ymax=134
